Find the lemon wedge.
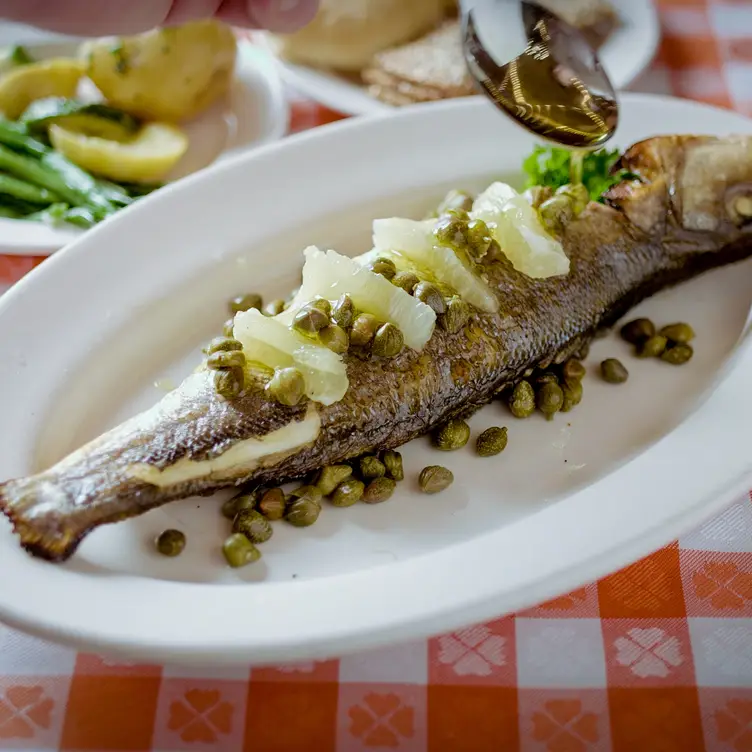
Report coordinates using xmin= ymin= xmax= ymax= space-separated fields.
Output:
xmin=0 ymin=58 xmax=84 ymax=119
xmin=49 ymin=122 xmax=188 ymax=183
xmin=471 ymin=182 xmax=570 ymax=279
xmin=232 ymin=309 xmax=348 ymax=406
xmin=372 ymin=218 xmax=499 ymax=313
xmin=282 ymin=246 xmax=436 ymax=350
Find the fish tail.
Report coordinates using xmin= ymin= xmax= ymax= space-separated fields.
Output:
xmin=0 ymin=473 xmax=108 ymax=562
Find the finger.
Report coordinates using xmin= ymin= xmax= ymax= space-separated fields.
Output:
xmin=0 ymin=0 xmax=177 ymax=35
xmin=244 ymin=0 xmax=319 ymax=32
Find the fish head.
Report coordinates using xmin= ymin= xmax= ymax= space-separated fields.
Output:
xmin=605 ymin=135 xmax=752 ymax=241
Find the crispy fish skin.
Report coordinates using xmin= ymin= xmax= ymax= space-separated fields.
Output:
xmin=3 ymin=135 xmax=752 ymax=562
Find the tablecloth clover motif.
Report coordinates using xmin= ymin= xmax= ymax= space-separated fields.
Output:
xmin=0 ymin=2 xmax=751 ymax=749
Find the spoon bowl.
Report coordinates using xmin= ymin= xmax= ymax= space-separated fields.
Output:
xmin=461 ymin=0 xmax=619 ymax=148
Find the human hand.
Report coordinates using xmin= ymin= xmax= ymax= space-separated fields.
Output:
xmin=0 ymin=0 xmax=320 ymax=36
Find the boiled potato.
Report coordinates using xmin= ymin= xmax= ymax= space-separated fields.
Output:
xmin=83 ymin=20 xmax=237 ymax=122
xmin=0 ymin=59 xmax=84 ymax=119
xmin=49 ymin=122 xmax=189 ymax=183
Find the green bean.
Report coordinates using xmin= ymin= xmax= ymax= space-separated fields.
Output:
xmin=0 ymin=173 xmax=61 ymax=204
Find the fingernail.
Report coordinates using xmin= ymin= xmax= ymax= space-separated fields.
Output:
xmin=249 ymin=0 xmax=318 ymax=32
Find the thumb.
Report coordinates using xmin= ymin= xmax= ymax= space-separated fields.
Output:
xmin=244 ymin=0 xmax=319 ymax=32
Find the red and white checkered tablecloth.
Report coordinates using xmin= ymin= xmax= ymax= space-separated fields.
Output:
xmin=0 ymin=2 xmax=751 ymax=750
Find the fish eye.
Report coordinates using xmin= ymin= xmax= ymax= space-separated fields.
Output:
xmin=725 ymin=186 xmax=752 ymax=225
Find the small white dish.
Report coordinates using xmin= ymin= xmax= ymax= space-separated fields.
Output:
xmin=0 ymin=34 xmax=289 ymax=256
xmin=0 ymin=94 xmax=750 ymax=665
xmin=258 ymin=0 xmax=660 ymax=116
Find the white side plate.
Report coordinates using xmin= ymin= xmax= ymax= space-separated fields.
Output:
xmin=0 ymin=34 xmax=289 ymax=255
xmin=0 ymin=94 xmax=750 ymax=665
xmin=258 ymin=0 xmax=660 ymax=116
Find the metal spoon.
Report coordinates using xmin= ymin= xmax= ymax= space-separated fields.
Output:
xmin=460 ymin=0 xmax=619 ymax=149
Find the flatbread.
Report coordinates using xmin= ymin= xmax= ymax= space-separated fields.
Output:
xmin=362 ymin=21 xmax=475 ymax=104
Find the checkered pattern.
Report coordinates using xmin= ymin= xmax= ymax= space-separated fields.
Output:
xmin=0 ymin=2 xmax=750 ymax=749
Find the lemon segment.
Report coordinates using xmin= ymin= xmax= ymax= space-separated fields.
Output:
xmin=0 ymin=58 xmax=84 ymax=119
xmin=282 ymin=246 xmax=436 ymax=350
xmin=372 ymin=218 xmax=499 ymax=313
xmin=471 ymin=182 xmax=570 ymax=279
xmin=232 ymin=309 xmax=348 ymax=406
xmin=48 ymin=122 xmax=188 ymax=183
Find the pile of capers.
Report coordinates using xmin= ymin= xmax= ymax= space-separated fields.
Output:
xmin=531 ymin=183 xmax=590 ymax=236
xmin=204 ymin=336 xmax=247 ymax=400
xmin=217 ymin=482 xmax=323 ymax=568
xmin=507 ymin=357 xmax=586 ymax=421
xmin=293 ymin=292 xmax=407 ymax=360
xmin=619 ymin=317 xmax=694 ymax=366
xmin=317 ymin=449 xmax=404 ymax=507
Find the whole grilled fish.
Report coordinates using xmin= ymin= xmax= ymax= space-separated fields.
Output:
xmin=3 ymin=134 xmax=752 ymax=562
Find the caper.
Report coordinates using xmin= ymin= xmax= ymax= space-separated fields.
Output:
xmin=524 ymin=185 xmax=553 ymax=209
xmin=319 ymin=324 xmax=349 ymax=354
xmin=214 ymin=368 xmax=244 ymax=400
xmin=535 ymin=371 xmax=559 ymax=387
xmin=369 ymin=257 xmax=397 ymax=280
xmin=360 ymin=455 xmax=386 ymax=480
xmin=419 ymin=465 xmax=454 ymax=494
xmin=264 ymin=298 xmax=286 ymax=316
xmin=443 ymin=207 xmax=470 ymax=222
xmin=476 ymin=426 xmax=508 ymax=457
xmin=382 ymin=450 xmax=404 ymax=481
xmin=437 ymin=189 xmax=473 ymax=216
xmin=207 ymin=349 xmax=246 ymax=370
xmin=600 ymin=358 xmax=629 ymax=384
xmin=620 ymin=318 xmax=655 ymax=345
xmin=372 ymin=323 xmax=404 ymax=358
xmin=155 ymin=529 xmax=186 ymax=557
xmin=433 ymin=419 xmax=471 ymax=451
xmin=310 ymin=297 xmax=332 ymax=316
xmin=434 ymin=216 xmax=468 ymax=247
xmin=509 ymin=380 xmax=536 ymax=418
xmin=293 ymin=304 xmax=329 ymax=334
xmin=362 ymin=477 xmax=396 ymax=504
xmin=285 ymin=496 xmax=321 ymax=527
xmin=204 ymin=337 xmax=243 ymax=355
xmin=392 ymin=271 xmax=420 ymax=294
xmin=222 ymin=319 xmax=235 ymax=337
xmin=233 ymin=509 xmax=273 ymax=545
xmin=350 ymin=313 xmax=379 ymax=348
xmin=221 ymin=489 xmax=258 ymax=519
xmin=266 ymin=367 xmax=306 ymax=406
xmin=288 ymin=485 xmax=323 ymax=504
xmin=315 ymin=464 xmax=353 ymax=496
xmin=536 ymin=381 xmax=564 ymax=420
xmin=661 ymin=343 xmax=693 ymax=365
xmin=555 ymin=183 xmax=590 ymax=215
xmin=331 ymin=293 xmax=354 ymax=330
xmin=574 ymin=341 xmax=590 ymax=360
xmin=440 ymin=296 xmax=471 ymax=334
xmin=660 ymin=323 xmax=695 ymax=344
xmin=484 ymin=238 xmax=503 ymax=262
xmin=466 ymin=219 xmax=492 ymax=257
xmin=561 ymin=359 xmax=586 ymax=382
xmin=331 ymin=479 xmax=365 ymax=507
xmin=538 ymin=195 xmax=575 ymax=234
xmin=257 ymin=487 xmax=286 ymax=520
xmin=413 ymin=281 xmax=447 ymax=315
xmin=222 ymin=533 xmax=261 ymax=568
xmin=561 ymin=379 xmax=583 ymax=412
xmin=637 ymin=335 xmax=668 ymax=358
xmin=229 ymin=293 xmax=262 ymax=314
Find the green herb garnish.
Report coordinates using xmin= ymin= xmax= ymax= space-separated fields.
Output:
xmin=522 ymin=146 xmax=636 ymax=202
